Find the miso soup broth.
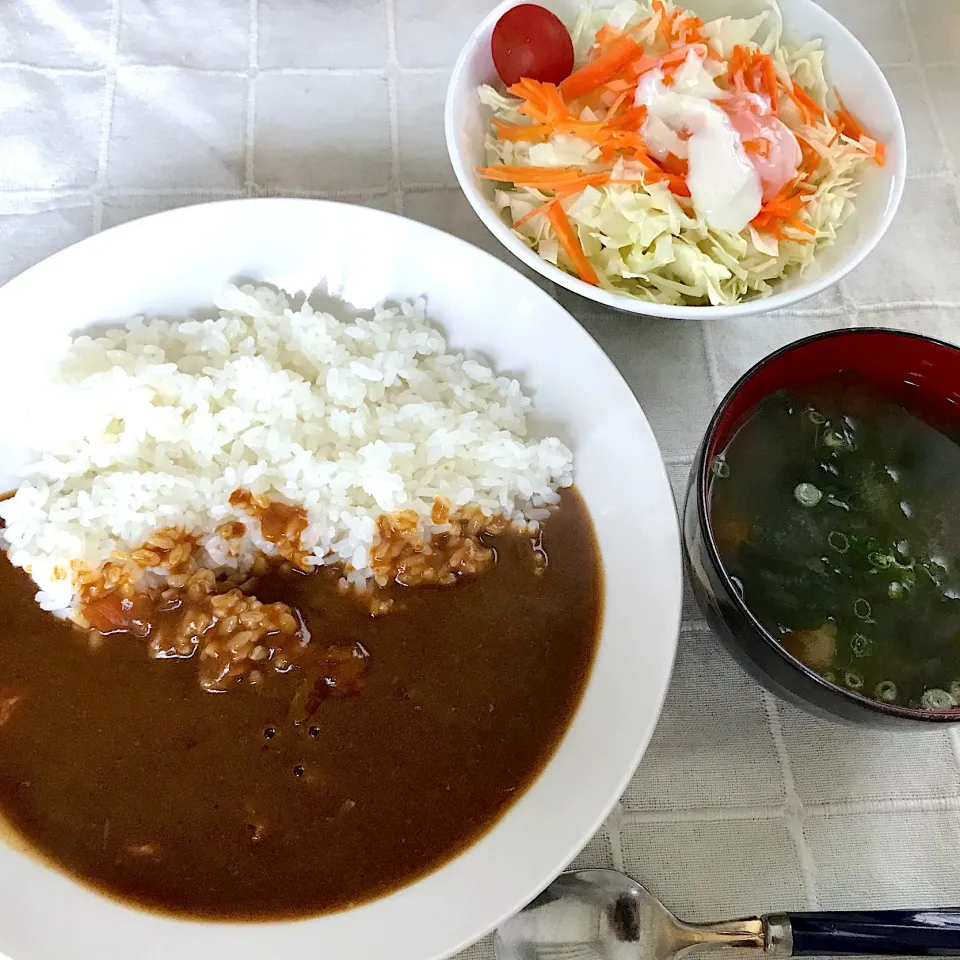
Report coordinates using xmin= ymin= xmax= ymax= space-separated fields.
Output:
xmin=709 ymin=372 xmax=960 ymax=711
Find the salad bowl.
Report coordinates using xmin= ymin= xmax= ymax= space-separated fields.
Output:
xmin=444 ymin=0 xmax=906 ymax=319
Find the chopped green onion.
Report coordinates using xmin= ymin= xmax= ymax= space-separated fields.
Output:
xmin=828 ymin=531 xmax=849 ymax=553
xmin=921 ymin=560 xmax=945 ymax=587
xmin=794 ymin=483 xmax=821 ymax=507
xmin=711 ymin=456 xmax=730 ymax=479
xmin=875 ymin=680 xmax=898 ymax=703
xmin=850 ymin=633 xmax=872 ymax=658
xmin=921 ymin=688 xmax=957 ymax=710
xmin=844 ymin=671 xmax=864 ymax=690
xmin=869 ymin=551 xmax=894 ymax=570
xmin=853 ymin=597 xmax=872 ymax=620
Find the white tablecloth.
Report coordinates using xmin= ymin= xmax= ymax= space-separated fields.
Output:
xmin=2 ymin=0 xmax=960 ymax=956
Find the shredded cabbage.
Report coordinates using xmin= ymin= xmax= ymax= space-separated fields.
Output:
xmin=478 ymin=0 xmax=880 ymax=306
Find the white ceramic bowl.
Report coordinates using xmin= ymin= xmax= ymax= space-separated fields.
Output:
xmin=445 ymin=0 xmax=906 ymax=320
xmin=0 ymin=199 xmax=682 ymax=960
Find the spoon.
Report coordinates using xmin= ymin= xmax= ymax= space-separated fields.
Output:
xmin=495 ymin=869 xmax=960 ymax=960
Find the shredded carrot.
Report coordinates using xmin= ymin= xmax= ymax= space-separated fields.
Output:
xmin=795 ymin=135 xmax=822 ymax=177
xmin=621 ymin=141 xmax=693 ymax=196
xmin=750 ymin=182 xmax=808 ymax=234
xmin=512 ymin=173 xmax=612 ymax=227
xmin=595 ymin=23 xmax=624 ymax=50
xmin=762 ymin=221 xmax=813 ymax=243
xmin=744 ymin=138 xmax=771 ymax=159
xmin=629 ymin=148 xmax=664 ymax=173
xmin=513 ymin=171 xmax=610 ymax=190
xmin=626 ymin=44 xmax=699 ymax=80
xmin=829 ymin=89 xmax=886 ymax=165
xmin=727 ymin=45 xmax=749 ymax=89
xmin=512 ymin=203 xmax=554 ymax=228
xmin=625 ymin=54 xmax=660 ymax=79
xmin=546 ymin=203 xmax=599 ymax=285
xmin=794 ymin=84 xmax=826 ymax=119
xmin=832 ymin=87 xmax=864 ymax=139
xmin=833 ymin=108 xmax=862 ymax=139
xmin=605 ymin=88 xmax=631 ymax=119
xmin=728 ymin=46 xmax=779 ymax=114
xmin=768 ymin=195 xmax=804 ymax=218
xmin=606 ymin=104 xmax=648 ymax=129
xmin=581 ymin=89 xmax=612 ymax=114
xmin=479 ymin=168 xmax=611 ymax=196
xmin=786 ymin=217 xmax=816 ymax=236
xmin=557 ymin=172 xmax=611 ymax=193
xmin=785 ymin=82 xmax=825 ymax=125
xmin=663 ymin=174 xmax=691 ymax=197
xmin=508 ymin=77 xmax=573 ymax=120
xmin=560 ymin=35 xmax=645 ymax=101
xmin=675 ymin=14 xmax=705 ymax=45
xmin=644 ymin=168 xmax=690 ymax=196
xmin=601 ymin=134 xmax=645 ymax=159
xmin=657 ymin=153 xmax=688 ymax=177
xmin=499 ymin=71 xmax=649 ymax=153
xmin=760 ymin=56 xmax=779 ymax=114
xmin=508 ymin=78 xmax=574 ymax=124
xmin=477 ymin=165 xmax=604 ymax=188
xmin=652 ymin=0 xmax=677 ymax=46
xmin=492 ymin=120 xmax=552 ymax=143
xmin=560 ymin=118 xmax=642 ymax=147
xmin=703 ymin=45 xmax=724 ymax=65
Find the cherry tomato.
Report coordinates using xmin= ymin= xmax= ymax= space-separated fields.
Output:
xmin=491 ymin=4 xmax=574 ymax=87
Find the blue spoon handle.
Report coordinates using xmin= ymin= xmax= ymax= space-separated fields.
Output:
xmin=785 ymin=910 xmax=960 ymax=956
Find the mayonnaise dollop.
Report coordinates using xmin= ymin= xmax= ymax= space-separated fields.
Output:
xmin=634 ymin=51 xmax=767 ymax=233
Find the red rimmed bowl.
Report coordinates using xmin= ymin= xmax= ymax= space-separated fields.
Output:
xmin=684 ymin=328 xmax=960 ymax=727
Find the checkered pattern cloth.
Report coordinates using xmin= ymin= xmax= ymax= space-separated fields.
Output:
xmin=2 ymin=1 xmax=960 ymax=956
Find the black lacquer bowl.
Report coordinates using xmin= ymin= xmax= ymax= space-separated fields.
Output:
xmin=683 ymin=328 xmax=960 ymax=728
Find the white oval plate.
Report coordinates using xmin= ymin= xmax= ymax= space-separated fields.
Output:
xmin=0 ymin=199 xmax=682 ymax=960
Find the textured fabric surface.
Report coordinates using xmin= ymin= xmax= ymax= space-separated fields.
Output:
xmin=1 ymin=0 xmax=959 ymax=955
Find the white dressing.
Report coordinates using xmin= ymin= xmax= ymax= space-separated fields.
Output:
xmin=634 ymin=52 xmax=763 ymax=232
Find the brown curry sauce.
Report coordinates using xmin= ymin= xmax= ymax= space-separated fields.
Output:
xmin=0 ymin=488 xmax=601 ymax=921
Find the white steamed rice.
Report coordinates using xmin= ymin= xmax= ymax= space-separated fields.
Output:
xmin=0 ymin=284 xmax=573 ymax=614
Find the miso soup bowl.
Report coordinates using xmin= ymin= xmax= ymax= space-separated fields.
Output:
xmin=684 ymin=328 xmax=960 ymax=728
